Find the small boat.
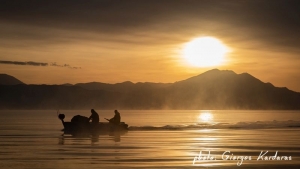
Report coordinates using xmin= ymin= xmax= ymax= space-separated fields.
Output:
xmin=58 ymin=113 xmax=129 ymax=137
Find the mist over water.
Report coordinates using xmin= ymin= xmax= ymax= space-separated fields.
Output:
xmin=0 ymin=110 xmax=299 ymax=168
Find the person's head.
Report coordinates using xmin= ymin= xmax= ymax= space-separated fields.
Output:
xmin=91 ymin=109 xmax=96 ymax=114
xmin=114 ymin=110 xmax=119 ymax=114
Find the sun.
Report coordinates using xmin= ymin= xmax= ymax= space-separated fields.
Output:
xmin=183 ymin=37 xmax=229 ymax=67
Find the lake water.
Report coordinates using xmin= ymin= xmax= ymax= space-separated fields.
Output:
xmin=0 ymin=110 xmax=300 ymax=169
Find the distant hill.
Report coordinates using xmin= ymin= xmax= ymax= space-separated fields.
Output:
xmin=166 ymin=69 xmax=300 ymax=109
xmin=0 ymin=74 xmax=24 ymax=85
xmin=0 ymin=69 xmax=299 ymax=109
xmin=75 ymin=81 xmax=172 ymax=92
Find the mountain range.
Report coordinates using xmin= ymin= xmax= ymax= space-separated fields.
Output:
xmin=0 ymin=69 xmax=299 ymax=109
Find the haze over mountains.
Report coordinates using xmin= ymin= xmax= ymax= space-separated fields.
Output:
xmin=0 ymin=69 xmax=299 ymax=109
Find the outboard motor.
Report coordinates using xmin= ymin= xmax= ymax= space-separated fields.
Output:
xmin=57 ymin=110 xmax=65 ymax=122
xmin=58 ymin=114 xmax=65 ymax=121
xmin=57 ymin=110 xmax=66 ymax=130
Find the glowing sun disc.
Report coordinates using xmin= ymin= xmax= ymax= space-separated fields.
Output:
xmin=183 ymin=37 xmax=229 ymax=67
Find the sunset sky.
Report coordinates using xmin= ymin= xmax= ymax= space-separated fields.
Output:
xmin=0 ymin=0 xmax=299 ymax=92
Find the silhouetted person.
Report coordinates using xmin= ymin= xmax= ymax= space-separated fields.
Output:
xmin=88 ymin=109 xmax=99 ymax=124
xmin=109 ymin=110 xmax=121 ymax=125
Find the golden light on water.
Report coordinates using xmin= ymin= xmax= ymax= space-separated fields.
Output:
xmin=183 ymin=37 xmax=229 ymax=67
xmin=199 ymin=112 xmax=213 ymax=122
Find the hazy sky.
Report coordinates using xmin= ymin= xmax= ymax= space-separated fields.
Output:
xmin=1 ymin=0 xmax=299 ymax=91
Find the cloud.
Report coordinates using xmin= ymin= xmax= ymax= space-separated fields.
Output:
xmin=1 ymin=0 xmax=299 ymax=51
xmin=0 ymin=60 xmax=48 ymax=66
xmin=0 ymin=60 xmax=81 ymax=69
xmin=0 ymin=0 xmax=299 ymax=60
xmin=50 ymin=62 xmax=81 ymax=69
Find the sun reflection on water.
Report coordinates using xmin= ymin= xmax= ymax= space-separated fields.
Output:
xmin=198 ymin=111 xmax=214 ymax=122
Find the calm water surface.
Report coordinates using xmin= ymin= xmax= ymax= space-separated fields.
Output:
xmin=0 ymin=110 xmax=299 ymax=169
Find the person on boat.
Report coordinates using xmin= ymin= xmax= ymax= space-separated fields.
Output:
xmin=88 ymin=109 xmax=99 ymax=124
xmin=108 ymin=110 xmax=121 ymax=125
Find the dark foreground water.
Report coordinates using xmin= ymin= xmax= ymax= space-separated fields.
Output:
xmin=0 ymin=110 xmax=299 ymax=169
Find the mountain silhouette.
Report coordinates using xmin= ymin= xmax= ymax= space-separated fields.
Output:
xmin=0 ymin=74 xmax=24 ymax=85
xmin=167 ymin=69 xmax=299 ymax=109
xmin=0 ymin=69 xmax=299 ymax=109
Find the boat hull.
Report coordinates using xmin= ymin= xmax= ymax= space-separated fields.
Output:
xmin=62 ymin=121 xmax=128 ymax=136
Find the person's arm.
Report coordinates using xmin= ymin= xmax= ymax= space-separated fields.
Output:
xmin=110 ymin=115 xmax=116 ymax=122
